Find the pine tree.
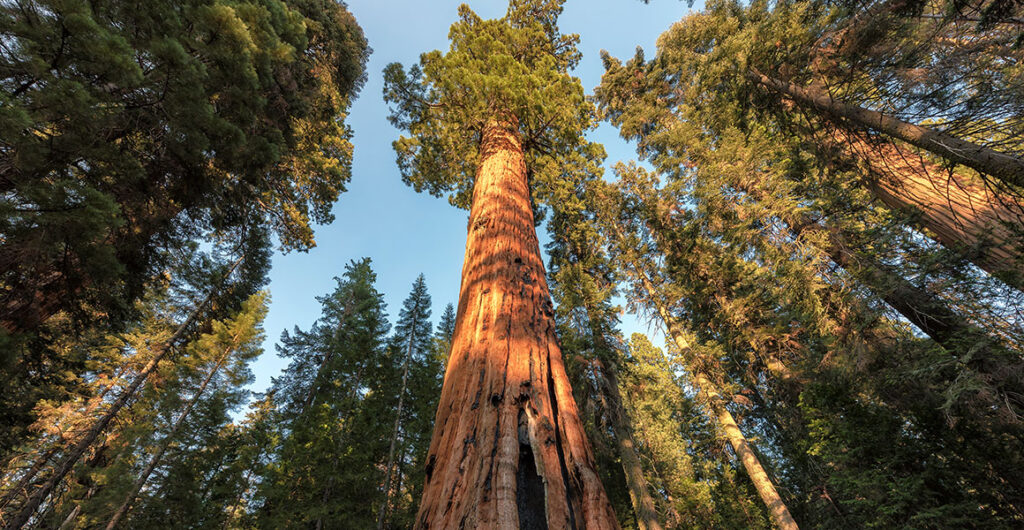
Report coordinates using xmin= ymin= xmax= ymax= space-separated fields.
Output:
xmin=383 ymin=1 xmax=616 ymax=527
xmin=594 ymin=5 xmax=1024 ymax=424
xmin=255 ymin=258 xmax=393 ymax=529
xmin=379 ymin=274 xmax=440 ymax=529
xmin=591 ymin=179 xmax=799 ymax=530
xmin=545 ymin=168 xmax=664 ymax=529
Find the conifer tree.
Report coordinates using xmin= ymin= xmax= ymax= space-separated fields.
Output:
xmin=591 ymin=179 xmax=800 ymax=530
xmin=433 ymin=303 xmax=457 ymax=372
xmin=595 ymin=5 xmax=1024 ymax=424
xmin=255 ymin=258 xmax=393 ymax=529
xmin=0 ymin=0 xmax=369 ymax=339
xmin=598 ymin=0 xmax=1024 ymax=290
xmin=383 ymin=1 xmax=616 ymax=527
xmin=379 ymin=274 xmax=441 ymax=529
xmin=101 ymin=293 xmax=267 ymax=529
xmin=1 ymin=255 xmax=250 ymax=529
xmin=545 ymin=171 xmax=663 ymax=529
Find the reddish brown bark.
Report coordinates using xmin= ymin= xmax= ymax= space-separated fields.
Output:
xmin=748 ymin=69 xmax=1024 ymax=190
xmin=831 ymin=129 xmax=1024 ymax=289
xmin=415 ymin=119 xmax=617 ymax=529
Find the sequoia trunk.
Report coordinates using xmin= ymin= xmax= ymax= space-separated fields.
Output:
xmin=830 ymin=129 xmax=1024 ymax=289
xmin=748 ymin=69 xmax=1024 ymax=190
xmin=414 ymin=119 xmax=617 ymax=529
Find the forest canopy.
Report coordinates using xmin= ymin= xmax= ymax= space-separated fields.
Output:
xmin=2 ymin=0 xmax=1024 ymax=529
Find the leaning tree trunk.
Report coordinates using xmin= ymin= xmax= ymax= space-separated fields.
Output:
xmin=827 ymin=128 xmax=1024 ymax=290
xmin=587 ymin=316 xmax=662 ymax=530
xmin=414 ymin=118 xmax=617 ymax=529
xmin=631 ymin=270 xmax=800 ymax=530
xmin=597 ymin=362 xmax=663 ymax=530
xmin=2 ymin=258 xmax=237 ymax=530
xmin=748 ymin=69 xmax=1024 ymax=190
xmin=732 ymin=179 xmax=1024 ymax=423
xmin=105 ymin=339 xmax=235 ymax=530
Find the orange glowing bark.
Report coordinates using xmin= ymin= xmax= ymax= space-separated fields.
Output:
xmin=414 ymin=119 xmax=617 ymax=529
xmin=835 ymin=130 xmax=1024 ymax=289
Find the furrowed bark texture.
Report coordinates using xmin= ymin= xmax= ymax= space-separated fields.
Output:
xmin=832 ymin=129 xmax=1024 ymax=289
xmin=414 ymin=120 xmax=617 ymax=529
xmin=748 ymin=69 xmax=1024 ymax=190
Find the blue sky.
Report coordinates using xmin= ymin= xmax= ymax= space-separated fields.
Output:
xmin=248 ymin=0 xmax=697 ymax=393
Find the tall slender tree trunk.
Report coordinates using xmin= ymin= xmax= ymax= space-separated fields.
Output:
xmin=631 ymin=271 xmax=799 ymax=530
xmin=105 ymin=341 xmax=235 ymax=530
xmin=826 ymin=128 xmax=1024 ymax=289
xmin=415 ymin=118 xmax=617 ymax=529
xmin=748 ymin=68 xmax=1024 ymax=190
xmin=0 ymin=446 xmax=59 ymax=515
xmin=587 ymin=316 xmax=662 ymax=530
xmin=597 ymin=362 xmax=663 ymax=530
xmin=2 ymin=258 xmax=238 ymax=530
xmin=379 ymin=307 xmax=419 ymax=530
xmin=0 ymin=340 xmax=135 ymax=514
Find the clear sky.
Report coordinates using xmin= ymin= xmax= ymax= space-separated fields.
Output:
xmin=247 ymin=0 xmax=698 ymax=394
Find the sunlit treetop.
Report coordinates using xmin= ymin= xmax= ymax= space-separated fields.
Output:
xmin=383 ymin=0 xmax=604 ymax=210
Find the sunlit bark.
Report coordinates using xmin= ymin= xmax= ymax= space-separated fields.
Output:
xmin=831 ymin=129 xmax=1024 ymax=289
xmin=749 ymin=69 xmax=1024 ymax=190
xmin=415 ymin=119 xmax=617 ymax=529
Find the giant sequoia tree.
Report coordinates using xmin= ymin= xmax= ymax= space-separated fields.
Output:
xmin=383 ymin=1 xmax=616 ymax=527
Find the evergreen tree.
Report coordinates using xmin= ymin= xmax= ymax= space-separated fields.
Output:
xmin=255 ymin=258 xmax=393 ymax=529
xmin=379 ymin=274 xmax=441 ymax=529
xmin=1 ymin=254 xmax=257 ymax=529
xmin=0 ymin=0 xmax=368 ymax=335
xmin=383 ymin=1 xmax=616 ymax=526
xmin=0 ymin=0 xmax=369 ymax=460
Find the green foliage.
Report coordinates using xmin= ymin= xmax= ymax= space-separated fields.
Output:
xmin=253 ymin=258 xmax=394 ymax=528
xmin=382 ymin=0 xmax=603 ymax=209
xmin=0 ymin=0 xmax=369 ymax=351
xmin=382 ymin=275 xmax=443 ymax=528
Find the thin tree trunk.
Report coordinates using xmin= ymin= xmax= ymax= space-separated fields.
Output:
xmin=379 ymin=303 xmax=420 ymax=530
xmin=631 ymin=270 xmax=800 ymax=530
xmin=105 ymin=340 xmax=236 ymax=530
xmin=2 ymin=258 xmax=239 ymax=530
xmin=748 ymin=69 xmax=1024 ymax=190
xmin=587 ymin=315 xmax=662 ymax=530
xmin=57 ymin=483 xmax=97 ymax=530
xmin=597 ymin=362 xmax=663 ymax=530
xmin=0 ymin=446 xmax=59 ymax=514
xmin=827 ymin=128 xmax=1024 ymax=289
xmin=415 ymin=117 xmax=617 ymax=529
